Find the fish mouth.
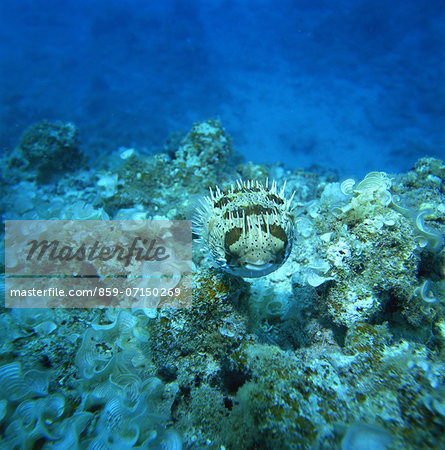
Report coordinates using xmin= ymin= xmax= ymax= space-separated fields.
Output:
xmin=226 ymin=261 xmax=280 ymax=278
xmin=244 ymin=262 xmax=274 ymax=272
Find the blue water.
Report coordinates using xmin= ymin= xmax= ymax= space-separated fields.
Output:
xmin=1 ymin=0 xmax=444 ymax=176
xmin=1 ymin=3 xmax=445 ymax=448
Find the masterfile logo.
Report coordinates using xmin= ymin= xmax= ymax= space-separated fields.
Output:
xmin=5 ymin=220 xmax=192 ymax=309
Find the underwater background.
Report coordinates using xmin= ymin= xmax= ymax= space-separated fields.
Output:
xmin=1 ymin=0 xmax=444 ymax=176
xmin=1 ymin=0 xmax=445 ymax=449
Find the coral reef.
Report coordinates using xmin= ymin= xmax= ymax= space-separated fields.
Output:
xmin=0 ymin=309 xmax=181 ymax=448
xmin=1 ymin=120 xmax=444 ymax=449
xmin=96 ymin=119 xmax=239 ymax=218
xmin=18 ymin=120 xmax=83 ymax=183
